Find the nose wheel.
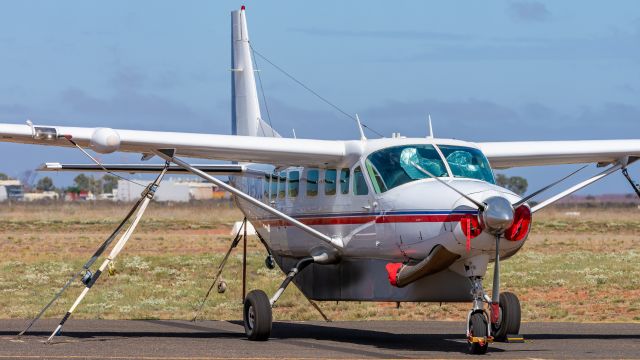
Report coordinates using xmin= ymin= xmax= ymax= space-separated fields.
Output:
xmin=468 ymin=312 xmax=489 ymax=354
xmin=466 ymin=276 xmax=523 ymax=354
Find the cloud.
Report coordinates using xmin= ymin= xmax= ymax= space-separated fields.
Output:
xmin=110 ymin=67 xmax=182 ymax=92
xmin=59 ymin=87 xmax=214 ymax=132
xmin=616 ymin=83 xmax=638 ymax=94
xmin=0 ymin=103 xmax=30 ymax=117
xmin=354 ymin=99 xmax=639 ymax=141
xmin=574 ymin=102 xmax=640 ymax=128
xmin=356 ymin=98 xmax=521 ymax=141
xmin=54 ymin=67 xmax=216 ymax=132
xmin=507 ymin=1 xmax=552 ymax=22
xmin=110 ymin=67 xmax=148 ymax=91
xmin=253 ymin=96 xmax=640 ymax=143
xmin=289 ymin=28 xmax=470 ymax=42
xmin=250 ymin=98 xmax=359 ymax=140
xmin=397 ymin=30 xmax=639 ymax=62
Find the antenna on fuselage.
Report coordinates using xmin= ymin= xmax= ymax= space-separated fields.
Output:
xmin=355 ymin=114 xmax=367 ymax=141
xmin=427 ymin=114 xmax=434 ymax=139
xmin=292 ymin=128 xmax=297 ymax=139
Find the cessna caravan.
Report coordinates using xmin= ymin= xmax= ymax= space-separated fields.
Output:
xmin=1 ymin=6 xmax=638 ymax=354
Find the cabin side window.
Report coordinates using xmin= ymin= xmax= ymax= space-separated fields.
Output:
xmin=278 ymin=171 xmax=286 ymax=199
xmin=324 ymin=169 xmax=337 ymax=195
xmin=339 ymin=168 xmax=350 ymax=194
xmin=353 ymin=166 xmax=369 ymax=196
xmin=288 ymin=170 xmax=300 ymax=197
xmin=263 ymin=174 xmax=270 ymax=202
xmin=307 ymin=169 xmax=319 ymax=196
xmin=270 ymin=172 xmax=278 ymax=201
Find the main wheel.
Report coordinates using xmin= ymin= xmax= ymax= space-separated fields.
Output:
xmin=491 ymin=292 xmax=521 ymax=342
xmin=243 ymin=290 xmax=272 ymax=341
xmin=468 ymin=312 xmax=489 ymax=355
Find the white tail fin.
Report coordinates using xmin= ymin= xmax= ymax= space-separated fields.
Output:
xmin=231 ymin=7 xmax=279 ymax=137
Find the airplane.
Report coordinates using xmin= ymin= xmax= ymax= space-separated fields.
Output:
xmin=1 ymin=6 xmax=639 ymax=355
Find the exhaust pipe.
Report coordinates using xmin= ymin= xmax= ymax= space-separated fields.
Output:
xmin=386 ymin=245 xmax=460 ymax=288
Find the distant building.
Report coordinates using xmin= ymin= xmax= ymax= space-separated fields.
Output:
xmin=0 ymin=180 xmax=24 ymax=201
xmin=97 ymin=191 xmax=117 ymax=201
xmin=558 ymin=194 xmax=640 ymax=206
xmin=64 ymin=191 xmax=96 ymax=201
xmin=116 ymin=179 xmax=219 ymax=202
xmin=23 ymin=191 xmax=59 ymax=201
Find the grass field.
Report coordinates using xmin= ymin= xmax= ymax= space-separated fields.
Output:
xmin=0 ymin=202 xmax=638 ymax=323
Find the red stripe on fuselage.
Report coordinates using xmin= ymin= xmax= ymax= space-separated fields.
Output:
xmin=257 ymin=214 xmax=473 ymax=227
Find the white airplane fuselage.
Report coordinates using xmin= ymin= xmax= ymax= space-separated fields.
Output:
xmin=232 ymin=137 xmax=528 ymax=302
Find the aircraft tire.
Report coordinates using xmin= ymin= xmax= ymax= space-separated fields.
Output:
xmin=243 ymin=290 xmax=272 ymax=341
xmin=492 ymin=292 xmax=521 ymax=342
xmin=468 ymin=312 xmax=489 ymax=355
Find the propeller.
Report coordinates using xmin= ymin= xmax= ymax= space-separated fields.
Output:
xmin=410 ymin=162 xmax=487 ymax=211
xmin=412 ymin=160 xmax=586 ymax=324
xmin=411 ymin=161 xmax=590 ymax=237
xmin=411 ymin=161 xmax=515 ymax=236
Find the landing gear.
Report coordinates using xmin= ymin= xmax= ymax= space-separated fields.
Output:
xmin=466 ymin=276 xmax=493 ymax=354
xmin=243 ymin=257 xmax=315 ymax=341
xmin=243 ymin=290 xmax=272 ymax=341
xmin=465 ymin=252 xmax=522 ymax=355
xmin=468 ymin=312 xmax=489 ymax=355
xmin=491 ymin=292 xmax=521 ymax=341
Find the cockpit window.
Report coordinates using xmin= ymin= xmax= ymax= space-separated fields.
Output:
xmin=366 ymin=145 xmax=448 ymax=192
xmin=365 ymin=144 xmax=495 ymax=192
xmin=437 ymin=145 xmax=495 ymax=184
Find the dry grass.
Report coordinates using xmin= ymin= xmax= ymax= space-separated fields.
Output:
xmin=0 ymin=202 xmax=638 ymax=323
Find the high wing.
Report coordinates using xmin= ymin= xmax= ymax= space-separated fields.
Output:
xmin=0 ymin=123 xmax=350 ymax=166
xmin=478 ymin=140 xmax=640 ymax=169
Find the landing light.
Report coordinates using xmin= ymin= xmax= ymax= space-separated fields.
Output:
xmin=33 ymin=127 xmax=58 ymax=141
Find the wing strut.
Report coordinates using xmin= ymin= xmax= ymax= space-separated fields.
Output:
xmin=153 ymin=150 xmax=344 ymax=250
xmin=531 ymin=163 xmax=624 ymax=213
xmin=622 ymin=168 xmax=640 ymax=199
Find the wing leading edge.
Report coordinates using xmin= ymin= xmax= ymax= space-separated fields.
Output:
xmin=0 ymin=123 xmax=351 ymax=166
xmin=478 ymin=140 xmax=640 ymax=169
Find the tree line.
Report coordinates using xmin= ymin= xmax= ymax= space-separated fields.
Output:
xmin=0 ymin=172 xmax=119 ymax=194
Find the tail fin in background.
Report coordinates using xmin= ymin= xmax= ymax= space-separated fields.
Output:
xmin=231 ymin=7 xmax=280 ymax=137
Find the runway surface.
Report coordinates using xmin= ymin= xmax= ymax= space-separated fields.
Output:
xmin=0 ymin=319 xmax=639 ymax=359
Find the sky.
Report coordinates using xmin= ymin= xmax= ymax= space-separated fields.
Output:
xmin=0 ymin=1 xmax=638 ymax=196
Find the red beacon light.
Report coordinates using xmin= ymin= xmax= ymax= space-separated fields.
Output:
xmin=241 ymin=5 xmax=246 ymax=11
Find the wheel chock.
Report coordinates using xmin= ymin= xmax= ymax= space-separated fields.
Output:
xmin=468 ymin=336 xmax=494 ymax=344
xmin=506 ymin=334 xmax=525 ymax=343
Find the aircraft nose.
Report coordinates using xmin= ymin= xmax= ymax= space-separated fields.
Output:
xmin=479 ymin=196 xmax=514 ymax=236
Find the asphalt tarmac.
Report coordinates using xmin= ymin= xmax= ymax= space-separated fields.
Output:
xmin=0 ymin=319 xmax=639 ymax=359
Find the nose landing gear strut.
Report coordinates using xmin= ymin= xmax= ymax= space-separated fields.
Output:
xmin=466 ymin=235 xmax=523 ymax=355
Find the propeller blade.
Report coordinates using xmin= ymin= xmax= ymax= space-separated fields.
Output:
xmin=410 ymin=161 xmax=486 ymax=211
xmin=512 ymin=164 xmax=589 ymax=208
